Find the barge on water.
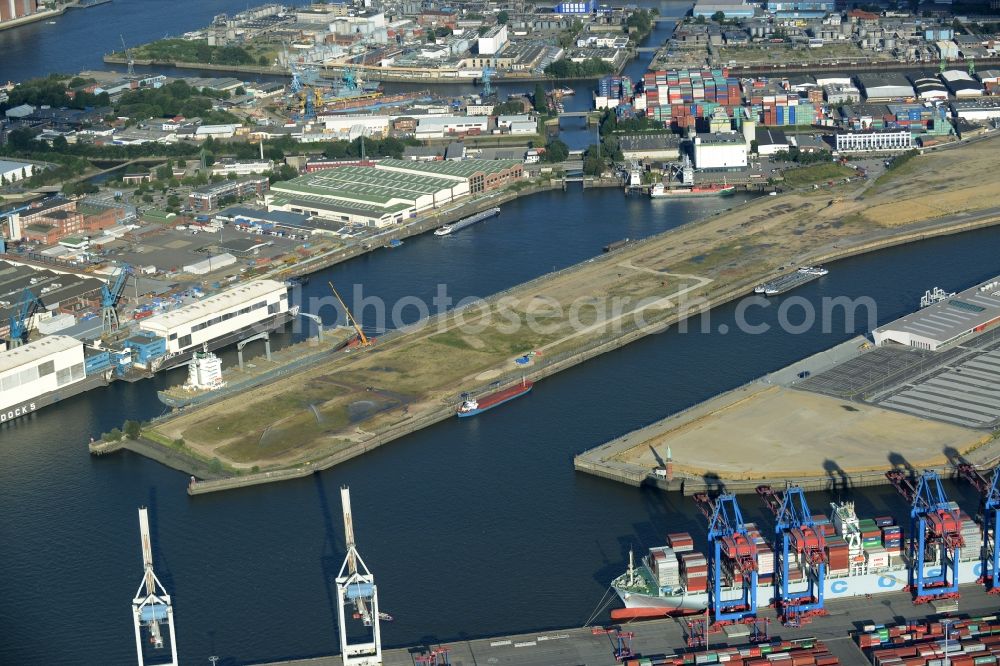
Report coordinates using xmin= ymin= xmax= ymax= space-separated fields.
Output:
xmin=457 ymin=379 xmax=533 ymax=417
xmin=754 ymin=266 xmax=829 ymax=296
xmin=434 ymin=206 xmax=500 ymax=236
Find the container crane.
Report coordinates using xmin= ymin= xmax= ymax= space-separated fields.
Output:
xmin=956 ymin=463 xmax=1000 ymax=593
xmin=329 ymin=281 xmax=375 ymax=348
xmin=757 ymin=484 xmax=828 ymax=625
xmin=8 ymin=288 xmax=40 ymax=347
xmin=102 ymin=263 xmax=133 ymax=334
xmin=131 ymin=506 xmax=178 ymax=666
xmin=693 ymin=492 xmax=759 ymax=623
xmin=886 ymin=469 xmax=964 ymax=603
xmin=336 ymin=486 xmax=383 ymax=666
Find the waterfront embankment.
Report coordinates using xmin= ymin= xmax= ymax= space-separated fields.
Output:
xmin=101 ymin=55 xmax=615 ymax=84
xmin=129 ymin=136 xmax=1000 ymax=494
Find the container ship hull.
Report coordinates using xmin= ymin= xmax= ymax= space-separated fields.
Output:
xmin=613 ymin=560 xmax=982 ymax=617
xmin=610 ymin=500 xmax=984 ymax=621
xmin=457 ymin=380 xmax=533 ymax=417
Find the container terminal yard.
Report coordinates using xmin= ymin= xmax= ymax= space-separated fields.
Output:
xmin=130 ymin=468 xmax=1000 ymax=666
xmin=575 ymin=271 xmax=1000 ymax=495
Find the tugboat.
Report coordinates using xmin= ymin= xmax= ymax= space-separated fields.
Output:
xmin=457 ymin=379 xmax=533 ymax=417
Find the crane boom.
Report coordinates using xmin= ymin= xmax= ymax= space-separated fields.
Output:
xmin=329 ymin=281 xmax=369 ymax=346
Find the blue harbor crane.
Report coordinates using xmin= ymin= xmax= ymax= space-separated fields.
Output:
xmin=693 ymin=492 xmax=759 ymax=624
xmin=480 ymin=66 xmax=495 ymax=98
xmin=757 ymin=484 xmax=828 ymax=625
xmin=956 ymin=463 xmax=1000 ymax=594
xmin=8 ymin=288 xmax=40 ymax=347
xmin=886 ymin=469 xmax=965 ymax=603
xmin=102 ymin=263 xmax=132 ymax=334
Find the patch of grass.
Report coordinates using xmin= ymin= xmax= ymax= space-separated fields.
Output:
xmin=780 ymin=163 xmax=854 ymax=188
xmin=868 ymin=153 xmax=923 ymax=194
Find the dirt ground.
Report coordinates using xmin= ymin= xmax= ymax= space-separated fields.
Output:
xmin=616 ymin=384 xmax=985 ymax=479
xmin=151 ymin=135 xmax=1000 ymax=470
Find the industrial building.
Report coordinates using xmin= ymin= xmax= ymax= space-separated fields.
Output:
xmin=856 ymin=73 xmax=914 ymax=101
xmin=0 ymin=0 xmax=35 ymax=22
xmin=0 ymin=159 xmax=34 ymax=184
xmin=0 ymin=260 xmax=106 ymax=340
xmin=755 ymin=127 xmax=790 ymax=155
xmin=873 ymin=276 xmax=1000 ymax=351
xmin=267 ymin=158 xmax=522 ymax=227
xmin=951 ymin=98 xmax=1000 ymax=121
xmin=187 ymin=177 xmax=269 ymax=212
xmin=619 ymin=134 xmax=683 ymax=161
xmin=0 ymin=334 xmax=84 ymax=417
xmin=138 ymin=279 xmax=290 ymax=356
xmin=693 ymin=133 xmax=748 ymax=170
xmin=909 ymin=74 xmax=949 ymax=101
xmin=835 ymin=129 xmax=913 ymax=153
xmin=941 ymin=70 xmax=983 ymax=98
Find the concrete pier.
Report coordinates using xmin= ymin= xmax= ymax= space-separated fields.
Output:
xmin=248 ymin=582 xmax=1000 ymax=666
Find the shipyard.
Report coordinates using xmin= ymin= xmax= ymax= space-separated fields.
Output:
xmin=10 ymin=0 xmax=1000 ymax=664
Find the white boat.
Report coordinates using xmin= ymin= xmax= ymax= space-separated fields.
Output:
xmin=555 ymin=87 xmax=575 ymax=96
xmin=649 ymin=183 xmax=666 ymax=198
xmin=798 ymin=266 xmax=829 ymax=276
xmin=434 ymin=225 xmax=454 ymax=236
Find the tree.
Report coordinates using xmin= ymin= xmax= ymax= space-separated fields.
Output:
xmin=583 ymin=144 xmax=605 ymax=175
xmin=235 ymin=86 xmax=246 ymax=96
xmin=533 ymin=83 xmax=547 ymax=112
xmin=52 ymin=135 xmax=68 ymax=152
xmin=124 ymin=420 xmax=141 ymax=440
xmin=542 ymin=138 xmax=569 ymax=163
xmin=478 ymin=25 xmax=490 ymax=36
xmin=155 ymin=164 xmax=172 ymax=180
xmin=497 ymin=10 xmax=509 ymax=24
xmin=712 ymin=10 xmax=726 ymax=22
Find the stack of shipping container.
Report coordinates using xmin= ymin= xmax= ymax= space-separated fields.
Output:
xmin=640 ymin=68 xmax=742 ymax=130
xmin=858 ymin=615 xmax=1000 ymax=665
xmin=744 ymin=79 xmax=819 ymax=127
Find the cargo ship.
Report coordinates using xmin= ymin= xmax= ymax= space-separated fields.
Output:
xmin=650 ymin=183 xmax=735 ymax=198
xmin=610 ymin=501 xmax=983 ymax=621
xmin=457 ymin=378 xmax=533 ymax=417
xmin=434 ymin=207 xmax=500 ymax=236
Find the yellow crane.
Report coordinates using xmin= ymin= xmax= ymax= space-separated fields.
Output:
xmin=329 ymin=281 xmax=375 ymax=348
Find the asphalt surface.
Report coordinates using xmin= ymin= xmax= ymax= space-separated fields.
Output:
xmin=252 ymin=581 xmax=1000 ymax=666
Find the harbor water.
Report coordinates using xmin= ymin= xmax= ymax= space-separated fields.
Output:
xmin=1 ymin=183 xmax=998 ymax=664
xmin=0 ymin=3 xmax=996 ymax=664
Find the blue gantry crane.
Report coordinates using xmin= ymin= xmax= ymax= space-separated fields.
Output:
xmin=956 ymin=463 xmax=1000 ymax=594
xmin=757 ymin=485 xmax=828 ymax=625
xmin=8 ymin=288 xmax=40 ymax=347
xmin=886 ymin=469 xmax=965 ymax=603
xmin=102 ymin=263 xmax=132 ymax=334
xmin=693 ymin=492 xmax=759 ymax=623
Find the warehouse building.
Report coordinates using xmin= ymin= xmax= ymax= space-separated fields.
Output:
xmin=873 ymin=276 xmax=1000 ymax=351
xmin=856 ymin=73 xmax=914 ymax=101
xmin=909 ymin=74 xmax=949 ymax=101
xmin=951 ymin=98 xmax=1000 ymax=121
xmin=188 ymin=177 xmax=270 ymax=212
xmin=0 ymin=334 xmax=84 ymax=418
xmin=0 ymin=159 xmax=34 ymax=184
xmin=693 ymin=133 xmax=748 ymax=170
xmin=138 ymin=279 xmax=289 ymax=355
xmin=835 ymin=129 xmax=913 ymax=153
xmin=941 ymin=70 xmax=983 ymax=98
xmin=619 ymin=134 xmax=683 ymax=161
xmin=267 ymin=159 xmax=522 ymax=227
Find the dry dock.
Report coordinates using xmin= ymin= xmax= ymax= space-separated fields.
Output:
xmin=248 ymin=582 xmax=1000 ymax=666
